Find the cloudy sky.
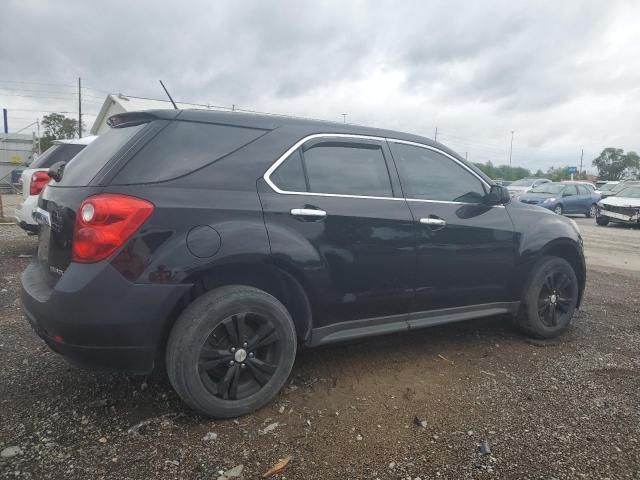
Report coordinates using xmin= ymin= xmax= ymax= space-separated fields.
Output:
xmin=2 ymin=0 xmax=639 ymax=173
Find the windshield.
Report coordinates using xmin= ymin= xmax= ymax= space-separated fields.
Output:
xmin=599 ymin=182 xmax=618 ymax=191
xmin=510 ymin=178 xmax=537 ymax=187
xmin=616 ymin=186 xmax=640 ymax=198
xmin=530 ymin=183 xmax=564 ymax=194
xmin=611 ymin=182 xmax=638 ymax=193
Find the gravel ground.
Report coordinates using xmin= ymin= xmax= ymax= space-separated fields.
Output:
xmin=1 ymin=212 xmax=639 ymax=479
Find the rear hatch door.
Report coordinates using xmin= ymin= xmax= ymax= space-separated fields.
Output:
xmin=35 ymin=123 xmax=149 ymax=285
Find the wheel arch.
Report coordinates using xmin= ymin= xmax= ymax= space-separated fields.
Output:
xmin=161 ymin=260 xmax=314 ymax=352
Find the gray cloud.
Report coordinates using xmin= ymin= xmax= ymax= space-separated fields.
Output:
xmin=2 ymin=0 xmax=639 ymax=172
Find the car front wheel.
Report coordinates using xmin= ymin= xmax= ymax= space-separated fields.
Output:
xmin=596 ymin=215 xmax=609 ymax=226
xmin=516 ymin=256 xmax=579 ymax=339
xmin=554 ymin=204 xmax=563 ymax=215
xmin=587 ymin=203 xmax=597 ymax=218
xmin=166 ymin=285 xmax=297 ymax=418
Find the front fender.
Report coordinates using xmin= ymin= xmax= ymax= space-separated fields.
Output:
xmin=506 ymin=201 xmax=585 ymax=303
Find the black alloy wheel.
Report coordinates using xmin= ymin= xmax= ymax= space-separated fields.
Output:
xmin=536 ymin=271 xmax=576 ymax=328
xmin=198 ymin=312 xmax=282 ymax=401
xmin=516 ymin=256 xmax=579 ymax=339
xmin=166 ymin=285 xmax=297 ymax=418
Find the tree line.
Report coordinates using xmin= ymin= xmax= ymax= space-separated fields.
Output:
xmin=474 ymin=148 xmax=639 ymax=182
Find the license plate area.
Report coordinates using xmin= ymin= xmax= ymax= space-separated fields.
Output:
xmin=37 ymin=225 xmax=51 ymax=264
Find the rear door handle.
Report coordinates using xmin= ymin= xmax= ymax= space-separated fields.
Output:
xmin=420 ymin=217 xmax=446 ymax=227
xmin=290 ymin=208 xmax=327 ymax=218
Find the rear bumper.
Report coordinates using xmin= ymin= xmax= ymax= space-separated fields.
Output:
xmin=14 ymin=195 xmax=38 ymax=227
xmin=21 ymin=260 xmax=191 ymax=374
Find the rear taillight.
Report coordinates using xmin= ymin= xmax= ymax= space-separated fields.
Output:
xmin=30 ymin=171 xmax=51 ymax=195
xmin=72 ymin=194 xmax=154 ymax=263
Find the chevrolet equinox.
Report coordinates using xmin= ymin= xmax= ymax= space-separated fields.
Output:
xmin=22 ymin=110 xmax=586 ymax=418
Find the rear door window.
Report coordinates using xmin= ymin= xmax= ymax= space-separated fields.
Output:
xmin=57 ymin=124 xmax=146 ymax=186
xmin=302 ymin=142 xmax=393 ymax=197
xmin=270 ymin=150 xmax=308 ymax=192
xmin=113 ymin=121 xmax=266 ymax=184
xmin=269 ymin=140 xmax=394 ymax=197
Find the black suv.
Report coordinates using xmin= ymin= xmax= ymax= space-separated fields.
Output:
xmin=22 ymin=110 xmax=586 ymax=418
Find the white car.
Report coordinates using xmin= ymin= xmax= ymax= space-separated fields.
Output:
xmin=596 ymin=184 xmax=640 ymax=226
xmin=594 ymin=181 xmax=620 ymax=198
xmin=507 ymin=178 xmax=552 ymax=197
xmin=14 ymin=136 xmax=96 ymax=234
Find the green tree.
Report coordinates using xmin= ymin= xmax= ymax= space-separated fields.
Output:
xmin=473 ymin=162 xmax=532 ymax=181
xmin=545 ymin=166 xmax=571 ymax=182
xmin=592 ymin=148 xmax=640 ymax=180
xmin=39 ymin=113 xmax=80 ymax=152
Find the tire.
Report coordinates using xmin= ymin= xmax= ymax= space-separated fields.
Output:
xmin=166 ymin=285 xmax=297 ymax=418
xmin=515 ymin=256 xmax=579 ymax=339
xmin=596 ymin=215 xmax=609 ymax=226
xmin=554 ymin=204 xmax=563 ymax=215
xmin=586 ymin=203 xmax=597 ymax=218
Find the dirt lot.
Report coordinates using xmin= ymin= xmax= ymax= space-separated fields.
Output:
xmin=1 ymin=202 xmax=639 ymax=479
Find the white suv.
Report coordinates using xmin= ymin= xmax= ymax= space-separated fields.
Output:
xmin=14 ymin=136 xmax=96 ymax=234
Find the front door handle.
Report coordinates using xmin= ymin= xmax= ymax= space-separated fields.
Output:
xmin=291 ymin=208 xmax=327 ymax=218
xmin=420 ymin=217 xmax=447 ymax=227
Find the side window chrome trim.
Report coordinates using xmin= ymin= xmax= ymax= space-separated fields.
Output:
xmin=263 ymin=133 xmax=395 ymax=199
xmin=263 ymin=133 xmax=496 ymax=206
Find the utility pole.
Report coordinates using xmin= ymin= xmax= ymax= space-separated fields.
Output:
xmin=509 ymin=130 xmax=514 ymax=166
xmin=465 ymin=152 xmax=468 ymax=160
xmin=341 ymin=113 xmax=347 ymax=123
xmin=36 ymin=119 xmax=41 ymax=155
xmin=579 ymin=149 xmax=584 ymax=177
xmin=434 ymin=127 xmax=438 ymax=142
xmin=78 ymin=77 xmax=82 ymax=138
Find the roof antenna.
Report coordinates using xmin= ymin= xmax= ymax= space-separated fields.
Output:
xmin=159 ymin=80 xmax=178 ymax=110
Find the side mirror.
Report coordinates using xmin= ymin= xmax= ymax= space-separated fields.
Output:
xmin=487 ymin=185 xmax=510 ymax=205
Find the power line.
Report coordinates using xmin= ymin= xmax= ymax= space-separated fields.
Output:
xmin=0 ymin=92 xmax=103 ymax=105
xmin=3 ymin=109 xmax=97 ymax=116
xmin=0 ymin=87 xmax=104 ymax=100
xmin=0 ymin=79 xmax=77 ymax=88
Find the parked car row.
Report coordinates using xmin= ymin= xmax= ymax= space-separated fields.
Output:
xmin=511 ymin=178 xmax=639 ymax=227
xmin=516 ymin=182 xmax=601 ymax=217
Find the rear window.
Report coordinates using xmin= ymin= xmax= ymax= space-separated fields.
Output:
xmin=30 ymin=144 xmax=85 ymax=169
xmin=112 ymin=121 xmax=266 ymax=184
xmin=57 ymin=124 xmax=145 ymax=186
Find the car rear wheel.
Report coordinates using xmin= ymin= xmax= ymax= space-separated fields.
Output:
xmin=554 ymin=204 xmax=563 ymax=215
xmin=166 ymin=285 xmax=297 ymax=418
xmin=596 ymin=215 xmax=609 ymax=226
xmin=515 ymin=256 xmax=578 ymax=339
xmin=587 ymin=203 xmax=597 ymax=218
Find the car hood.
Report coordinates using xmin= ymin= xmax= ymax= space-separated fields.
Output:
xmin=507 ymin=186 xmax=529 ymax=193
xmin=518 ymin=192 xmax=554 ymax=202
xmin=601 ymin=196 xmax=640 ymax=208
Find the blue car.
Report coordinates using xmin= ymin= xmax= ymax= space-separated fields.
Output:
xmin=518 ymin=182 xmax=601 ymax=217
